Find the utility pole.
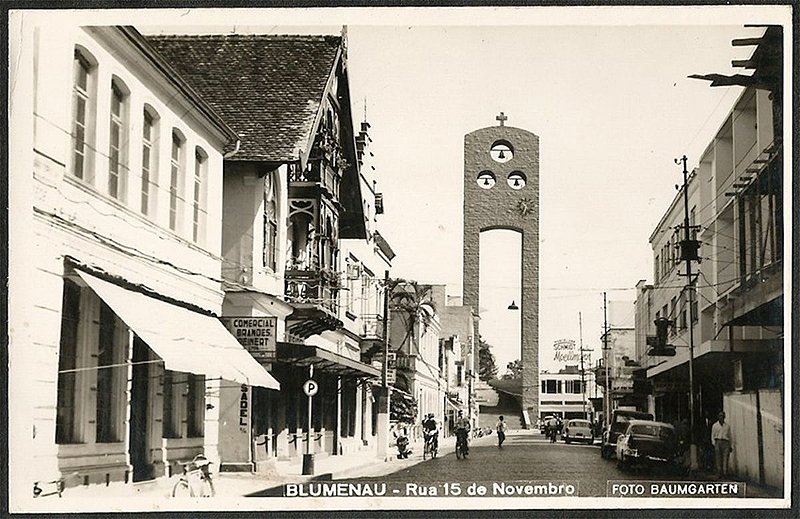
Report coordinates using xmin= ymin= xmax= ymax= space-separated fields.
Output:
xmin=376 ymin=270 xmax=392 ymax=460
xmin=579 ymin=312 xmax=587 ymax=419
xmin=676 ymin=155 xmax=698 ymax=470
xmin=603 ymin=292 xmax=610 ymax=431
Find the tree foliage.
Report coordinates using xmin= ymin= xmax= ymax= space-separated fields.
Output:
xmin=503 ymin=359 xmax=524 ymax=380
xmin=478 ymin=336 xmax=499 ymax=381
xmin=389 ymin=279 xmax=437 ymax=358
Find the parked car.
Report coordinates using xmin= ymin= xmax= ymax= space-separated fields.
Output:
xmin=563 ymin=419 xmax=594 ymax=444
xmin=615 ymin=420 xmax=681 ymax=468
xmin=600 ymin=409 xmax=654 ymax=459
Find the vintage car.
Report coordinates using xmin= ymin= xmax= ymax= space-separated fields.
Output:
xmin=600 ymin=409 xmax=654 ymax=459
xmin=563 ymin=419 xmax=594 ymax=444
xmin=615 ymin=420 xmax=681 ymax=467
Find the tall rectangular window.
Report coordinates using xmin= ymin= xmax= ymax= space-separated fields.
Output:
xmin=263 ymin=183 xmax=278 ymax=272
xmin=162 ymin=370 xmax=179 ymax=438
xmin=141 ymin=111 xmax=154 ymax=215
xmin=108 ymin=83 xmax=126 ymax=200
xmin=192 ymin=150 xmax=205 ymax=243
xmin=263 ymin=172 xmax=279 ymax=271
xmin=71 ymin=53 xmax=91 ymax=180
xmin=96 ymin=302 xmax=122 ymax=443
xmin=186 ymin=375 xmax=205 ymax=438
xmin=56 ymin=279 xmax=82 ymax=444
xmin=169 ymin=133 xmax=182 ymax=231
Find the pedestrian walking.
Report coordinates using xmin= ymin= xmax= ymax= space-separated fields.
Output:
xmin=711 ymin=411 xmax=732 ymax=478
xmin=496 ymin=416 xmax=508 ymax=448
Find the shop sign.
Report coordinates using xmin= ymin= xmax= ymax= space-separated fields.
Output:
xmin=612 ymin=378 xmax=634 ymax=393
xmin=652 ymin=379 xmax=685 ymax=394
xmin=552 ymin=339 xmax=591 ymax=364
xmin=239 ymin=384 xmax=249 ymax=431
xmin=373 ymin=352 xmax=397 ymax=384
xmin=221 ymin=316 xmax=277 ymax=363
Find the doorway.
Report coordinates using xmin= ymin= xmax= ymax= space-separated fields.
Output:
xmin=129 ymin=336 xmax=153 ymax=482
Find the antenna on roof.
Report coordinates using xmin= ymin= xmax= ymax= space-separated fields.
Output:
xmin=364 ymin=97 xmax=368 ymax=123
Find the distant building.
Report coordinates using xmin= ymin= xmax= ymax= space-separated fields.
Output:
xmin=540 ymin=366 xmax=592 ymax=420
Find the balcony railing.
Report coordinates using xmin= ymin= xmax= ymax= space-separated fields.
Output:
xmin=289 ymin=159 xmax=341 ymax=201
xmin=285 ymin=268 xmax=340 ymax=315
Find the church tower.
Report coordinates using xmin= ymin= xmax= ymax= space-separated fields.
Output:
xmin=462 ymin=113 xmax=540 ymax=426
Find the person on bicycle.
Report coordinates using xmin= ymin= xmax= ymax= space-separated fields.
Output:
xmin=548 ymin=415 xmax=559 ymax=443
xmin=454 ymin=410 xmax=471 ymax=456
xmin=422 ymin=413 xmax=439 ymax=453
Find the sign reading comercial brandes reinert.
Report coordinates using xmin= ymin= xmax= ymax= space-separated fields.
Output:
xmin=221 ymin=316 xmax=278 ymax=364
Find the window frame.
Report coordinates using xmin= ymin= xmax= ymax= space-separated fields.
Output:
xmin=186 ymin=374 xmax=205 ymax=438
xmin=169 ymin=131 xmax=185 ymax=233
xmin=95 ymin=301 xmax=126 ymax=443
xmin=56 ymin=279 xmax=84 ymax=444
xmin=70 ymin=49 xmax=96 ymax=182
xmin=140 ymin=107 xmax=159 ymax=216
xmin=192 ymin=147 xmax=208 ymax=244
xmin=108 ymin=79 xmax=129 ymax=201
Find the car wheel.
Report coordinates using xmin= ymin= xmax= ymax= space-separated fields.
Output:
xmin=565 ymin=438 xmax=571 ymax=444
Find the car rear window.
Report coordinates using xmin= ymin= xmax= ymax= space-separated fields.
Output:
xmin=569 ymin=420 xmax=590 ymax=427
xmin=629 ymin=424 xmax=674 ymax=438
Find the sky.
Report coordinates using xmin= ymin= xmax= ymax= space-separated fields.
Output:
xmin=125 ymin=6 xmax=785 ymax=373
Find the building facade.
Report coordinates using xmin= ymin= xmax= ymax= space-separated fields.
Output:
xmin=540 ymin=366 xmax=592 ymax=420
xmin=9 ymin=22 xmax=281 ymax=500
xmin=147 ymin=31 xmax=387 ymax=466
xmin=634 ymin=27 xmax=784 ymax=487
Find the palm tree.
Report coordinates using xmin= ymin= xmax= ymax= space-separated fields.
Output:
xmin=388 ymin=279 xmax=437 ymax=360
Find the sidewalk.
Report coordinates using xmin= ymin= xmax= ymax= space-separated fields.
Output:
xmin=61 ymin=434 xmax=481 ymax=500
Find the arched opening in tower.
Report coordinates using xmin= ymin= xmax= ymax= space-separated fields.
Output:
xmin=478 ymin=229 xmax=522 ymax=379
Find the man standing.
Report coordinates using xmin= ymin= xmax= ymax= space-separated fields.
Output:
xmin=711 ymin=411 xmax=732 ymax=478
xmin=496 ymin=415 xmax=508 ymax=448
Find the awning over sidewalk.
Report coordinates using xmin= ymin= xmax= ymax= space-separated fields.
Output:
xmin=276 ymin=342 xmax=381 ymax=378
xmin=77 ymin=270 xmax=280 ymax=389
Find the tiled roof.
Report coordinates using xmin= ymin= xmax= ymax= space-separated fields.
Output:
xmin=146 ymin=34 xmax=342 ymax=161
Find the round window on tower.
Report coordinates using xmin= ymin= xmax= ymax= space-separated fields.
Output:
xmin=507 ymin=171 xmax=527 ymax=190
xmin=476 ymin=171 xmax=496 ymax=189
xmin=490 ymin=140 xmax=514 ymax=163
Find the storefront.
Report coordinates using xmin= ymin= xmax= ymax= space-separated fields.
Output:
xmin=54 ymin=268 xmax=280 ymax=487
xmin=257 ymin=342 xmax=381 ymax=461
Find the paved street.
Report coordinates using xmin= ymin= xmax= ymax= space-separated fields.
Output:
xmin=342 ymin=433 xmax=683 ymax=497
xmin=318 ymin=431 xmax=779 ymax=499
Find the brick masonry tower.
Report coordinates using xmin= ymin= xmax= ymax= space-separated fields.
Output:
xmin=463 ymin=113 xmax=539 ymax=427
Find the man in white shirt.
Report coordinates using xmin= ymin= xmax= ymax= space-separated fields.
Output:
xmin=711 ymin=411 xmax=732 ymax=477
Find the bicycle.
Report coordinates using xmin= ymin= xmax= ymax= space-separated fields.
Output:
xmin=171 ymin=454 xmax=215 ymax=498
xmin=423 ymin=432 xmax=438 ymax=460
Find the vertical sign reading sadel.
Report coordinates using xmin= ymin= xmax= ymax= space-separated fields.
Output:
xmin=221 ymin=316 xmax=278 ymax=367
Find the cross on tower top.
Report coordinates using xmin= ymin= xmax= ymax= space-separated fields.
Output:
xmin=496 ymin=112 xmax=508 ymax=126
